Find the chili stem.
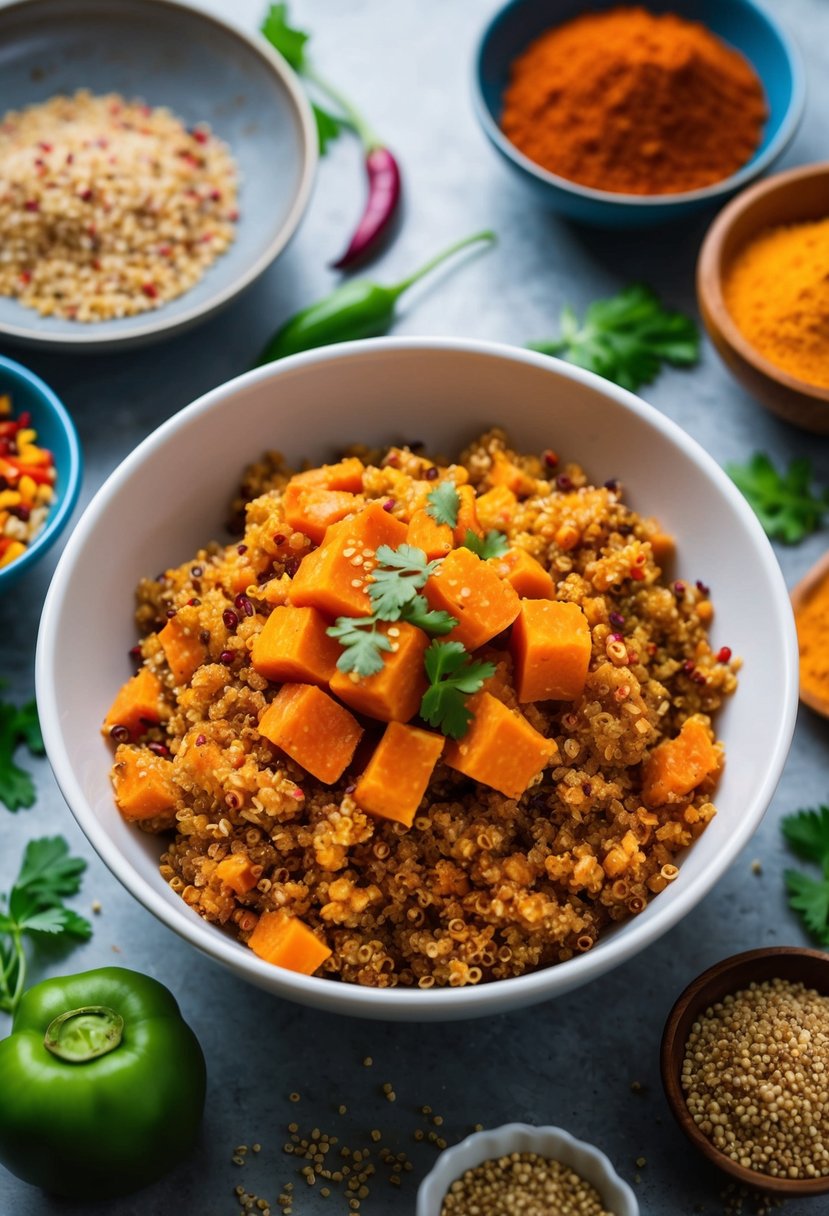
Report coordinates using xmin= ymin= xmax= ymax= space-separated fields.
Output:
xmin=304 ymin=66 xmax=380 ymax=150
xmin=393 ymin=230 xmax=497 ymax=298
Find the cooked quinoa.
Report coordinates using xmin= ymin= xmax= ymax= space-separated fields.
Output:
xmin=0 ymin=90 xmax=238 ymax=321
xmin=105 ymin=429 xmax=737 ymax=988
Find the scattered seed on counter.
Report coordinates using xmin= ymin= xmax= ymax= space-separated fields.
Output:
xmin=440 ymin=1152 xmax=612 ymax=1215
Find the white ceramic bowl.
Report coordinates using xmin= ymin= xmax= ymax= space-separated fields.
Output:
xmin=416 ymin=1123 xmax=639 ymax=1216
xmin=36 ymin=338 xmax=798 ymax=1020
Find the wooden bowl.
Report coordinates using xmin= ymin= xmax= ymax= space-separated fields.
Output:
xmin=697 ymin=163 xmax=829 ymax=433
xmin=790 ymin=550 xmax=829 ymax=718
xmin=661 ymin=947 xmax=829 ymax=1196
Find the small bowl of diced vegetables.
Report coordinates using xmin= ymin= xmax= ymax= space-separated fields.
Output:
xmin=0 ymin=355 xmax=82 ymax=592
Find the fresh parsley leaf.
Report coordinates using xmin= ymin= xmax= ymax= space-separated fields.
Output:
xmin=782 ymin=808 xmax=829 ymax=946
xmin=313 ymin=103 xmax=350 ymax=155
xmin=0 ymin=836 xmax=92 ymax=1015
xmin=368 ymin=544 xmax=440 ymax=619
xmin=261 ymin=3 xmax=309 ymax=71
xmin=400 ymin=594 xmax=457 ymax=635
xmin=785 ymin=870 xmax=829 ymax=946
xmin=462 ymin=529 xmax=510 ymax=560
xmin=528 ymin=284 xmax=699 ymax=393
xmin=420 ymin=641 xmax=496 ymax=740
xmin=782 ymin=806 xmax=829 ymax=866
xmin=727 ymin=453 xmax=828 ymax=544
xmin=0 ymin=697 xmax=44 ymax=812
xmin=327 ymin=617 xmax=392 ymax=677
xmin=426 ymin=482 xmax=460 ymax=528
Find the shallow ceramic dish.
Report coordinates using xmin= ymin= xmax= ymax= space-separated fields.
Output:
xmin=36 ymin=338 xmax=798 ymax=1020
xmin=697 ymin=162 xmax=829 ymax=433
xmin=0 ymin=0 xmax=317 ymax=351
xmin=416 ymin=1123 xmax=638 ymax=1216
xmin=474 ymin=0 xmax=804 ymax=228
xmin=661 ymin=947 xmax=829 ymax=1196
xmin=0 ymin=354 xmax=82 ymax=593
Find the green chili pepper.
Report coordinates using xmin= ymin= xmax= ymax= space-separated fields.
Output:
xmin=257 ymin=229 xmax=495 ymax=364
xmin=0 ymin=967 xmax=206 ymax=1200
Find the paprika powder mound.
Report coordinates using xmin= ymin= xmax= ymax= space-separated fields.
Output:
xmin=723 ymin=217 xmax=829 ymax=388
xmin=501 ymin=6 xmax=766 ymax=196
xmin=794 ymin=561 xmax=829 ymax=711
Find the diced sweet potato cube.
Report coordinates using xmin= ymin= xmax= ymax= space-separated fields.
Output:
xmin=444 ymin=692 xmax=557 ymax=800
xmin=329 ymin=622 xmax=428 ymax=722
xmin=407 ymin=508 xmax=453 ymax=559
xmin=288 ymin=501 xmax=408 ymax=619
xmin=354 ymin=722 xmax=444 ymax=827
xmin=103 ymin=666 xmax=164 ymax=741
xmin=257 ymin=683 xmax=363 ymax=783
xmin=252 ymin=605 xmax=341 ymax=686
xmin=642 ymin=716 xmax=722 ymax=807
xmin=491 ymin=548 xmax=555 ymax=599
xmin=158 ymin=615 xmax=207 ymax=686
xmin=215 ymin=854 xmax=259 ymax=896
xmin=424 ymin=546 xmax=520 ymax=650
xmin=248 ymin=910 xmax=331 ymax=975
xmin=289 ymin=457 xmax=365 ymax=493
xmin=112 ymin=745 xmax=178 ymax=821
xmin=510 ymin=599 xmax=591 ymax=702
xmin=282 ymin=483 xmax=362 ymax=544
xmin=476 ymin=485 xmax=518 ymax=530
xmin=453 ymin=484 xmax=483 ymax=544
xmin=488 ymin=451 xmax=538 ymax=497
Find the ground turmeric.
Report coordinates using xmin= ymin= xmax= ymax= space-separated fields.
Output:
xmin=724 ymin=218 xmax=829 ymax=388
xmin=794 ymin=564 xmax=829 ymax=709
xmin=501 ymin=6 xmax=766 ymax=196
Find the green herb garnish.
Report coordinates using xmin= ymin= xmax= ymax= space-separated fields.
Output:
xmin=261 ymin=5 xmax=351 ymax=156
xmin=782 ymin=807 xmax=829 ymax=945
xmin=0 ymin=694 xmax=45 ymax=812
xmin=0 ymin=836 xmax=92 ymax=1015
xmin=327 ymin=618 xmax=393 ymax=677
xmin=727 ymin=453 xmax=828 ymax=544
xmin=420 ymin=641 xmax=495 ymax=741
xmin=400 ymin=595 xmax=457 ymax=636
xmin=368 ymin=544 xmax=441 ymax=619
xmin=462 ymin=529 xmax=510 ymax=560
xmin=528 ymin=283 xmax=699 ymax=393
xmin=425 ymin=482 xmax=460 ymax=529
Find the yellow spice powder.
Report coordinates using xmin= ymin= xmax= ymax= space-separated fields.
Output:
xmin=794 ymin=564 xmax=829 ymax=707
xmin=723 ymin=216 xmax=829 ymax=389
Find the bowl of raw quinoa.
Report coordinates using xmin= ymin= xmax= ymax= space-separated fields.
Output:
xmin=36 ymin=338 xmax=798 ymax=1019
xmin=0 ymin=0 xmax=317 ymax=350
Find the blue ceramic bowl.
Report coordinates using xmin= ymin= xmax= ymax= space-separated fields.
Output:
xmin=0 ymin=356 xmax=82 ymax=593
xmin=0 ymin=0 xmax=317 ymax=350
xmin=474 ymin=0 xmax=805 ymax=228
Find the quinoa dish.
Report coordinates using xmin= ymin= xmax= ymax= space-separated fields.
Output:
xmin=104 ymin=430 xmax=737 ymax=989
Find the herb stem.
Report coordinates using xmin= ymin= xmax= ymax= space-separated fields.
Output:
xmin=304 ymin=66 xmax=379 ymax=150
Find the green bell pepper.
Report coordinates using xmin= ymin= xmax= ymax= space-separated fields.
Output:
xmin=0 ymin=966 xmax=206 ymax=1200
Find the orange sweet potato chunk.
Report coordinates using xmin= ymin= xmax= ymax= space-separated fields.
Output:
xmin=257 ymin=683 xmax=363 ymax=783
xmin=510 ymin=599 xmax=591 ymax=702
xmin=354 ymin=722 xmax=444 ymax=828
xmin=642 ymin=716 xmax=722 ymax=807
xmin=329 ymin=622 xmax=429 ymax=722
xmin=112 ymin=745 xmax=178 ymax=821
xmin=288 ymin=501 xmax=408 ymax=620
xmin=283 ymin=484 xmax=362 ymax=545
xmin=453 ymin=484 xmax=483 ymax=545
xmin=476 ymin=485 xmax=517 ymax=531
xmin=252 ymin=605 xmax=341 ymax=686
xmin=488 ymin=451 xmax=537 ymax=497
xmin=444 ymin=692 xmax=557 ymax=800
xmin=248 ymin=910 xmax=331 ymax=975
xmin=158 ymin=615 xmax=207 ymax=686
xmin=215 ymin=854 xmax=259 ymax=896
xmin=289 ymin=457 xmax=365 ymax=493
xmin=424 ymin=546 xmax=520 ymax=650
xmin=103 ymin=666 xmax=164 ymax=741
xmin=491 ymin=548 xmax=555 ymax=599
xmin=407 ymin=508 xmax=453 ymax=559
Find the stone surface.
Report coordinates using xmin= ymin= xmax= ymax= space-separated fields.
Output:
xmin=1 ymin=1 xmax=828 ymax=1213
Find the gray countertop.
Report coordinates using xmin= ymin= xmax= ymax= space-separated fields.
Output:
xmin=2 ymin=1 xmax=829 ymax=1213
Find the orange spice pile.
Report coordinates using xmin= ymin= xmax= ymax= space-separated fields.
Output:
xmin=501 ymin=6 xmax=767 ymax=195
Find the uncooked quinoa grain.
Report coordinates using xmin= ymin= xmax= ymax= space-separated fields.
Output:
xmin=441 ymin=1151 xmax=612 ymax=1215
xmin=0 ymin=90 xmax=238 ymax=321
xmin=682 ymin=978 xmax=829 ymax=1179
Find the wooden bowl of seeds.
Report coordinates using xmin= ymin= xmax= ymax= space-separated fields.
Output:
xmin=661 ymin=947 xmax=829 ymax=1195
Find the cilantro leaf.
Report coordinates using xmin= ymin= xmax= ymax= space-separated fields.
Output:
xmin=313 ymin=103 xmax=350 ymax=155
xmin=368 ymin=544 xmax=439 ymax=619
xmin=16 ymin=836 xmax=87 ymax=900
xmin=261 ymin=3 xmax=308 ymax=71
xmin=782 ymin=806 xmax=829 ymax=867
xmin=426 ymin=482 xmax=460 ymax=528
xmin=528 ymin=284 xmax=699 ymax=393
xmin=785 ymin=870 xmax=829 ymax=946
xmin=0 ymin=697 xmax=44 ymax=812
xmin=727 ymin=453 xmax=828 ymax=544
xmin=420 ymin=641 xmax=496 ymax=740
xmin=462 ymin=529 xmax=510 ymax=560
xmin=400 ymin=594 xmax=457 ymax=635
xmin=327 ymin=617 xmax=392 ymax=677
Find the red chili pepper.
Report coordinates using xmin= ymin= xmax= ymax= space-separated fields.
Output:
xmin=331 ymin=146 xmax=401 ymax=270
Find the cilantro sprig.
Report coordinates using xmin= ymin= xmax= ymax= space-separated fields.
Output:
xmin=420 ymin=641 xmax=495 ymax=740
xmin=727 ymin=453 xmax=828 ymax=544
xmin=0 ymin=836 xmax=92 ymax=1015
xmin=528 ymin=283 xmax=699 ymax=393
xmin=426 ymin=482 xmax=460 ymax=528
xmin=368 ymin=544 xmax=441 ymax=619
xmin=782 ymin=806 xmax=829 ymax=946
xmin=0 ymin=693 xmax=45 ymax=812
xmin=327 ymin=618 xmax=393 ymax=677
xmin=463 ymin=529 xmax=510 ymax=560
